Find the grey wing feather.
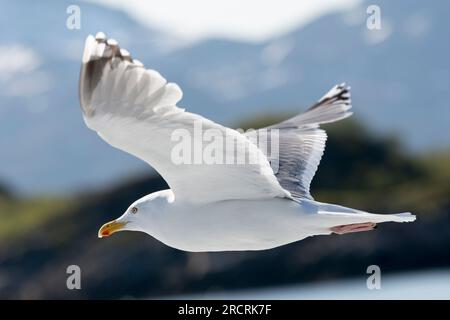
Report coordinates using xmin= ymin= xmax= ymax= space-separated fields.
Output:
xmin=271 ymin=83 xmax=352 ymax=129
xmin=273 ymin=128 xmax=327 ymax=200
xmin=248 ymin=83 xmax=352 ymax=200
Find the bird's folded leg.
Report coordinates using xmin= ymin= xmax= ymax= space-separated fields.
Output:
xmin=330 ymin=222 xmax=377 ymax=234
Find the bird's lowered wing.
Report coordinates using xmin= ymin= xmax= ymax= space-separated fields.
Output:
xmin=79 ymin=33 xmax=289 ymax=204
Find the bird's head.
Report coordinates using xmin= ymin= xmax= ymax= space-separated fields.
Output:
xmin=98 ymin=190 xmax=174 ymax=238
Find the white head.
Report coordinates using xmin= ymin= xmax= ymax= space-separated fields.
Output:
xmin=98 ymin=189 xmax=174 ymax=238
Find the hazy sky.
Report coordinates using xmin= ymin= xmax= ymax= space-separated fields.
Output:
xmin=90 ymin=0 xmax=360 ymax=42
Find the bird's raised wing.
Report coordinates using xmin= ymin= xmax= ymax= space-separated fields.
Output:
xmin=79 ymin=33 xmax=289 ymax=204
xmin=247 ymin=84 xmax=352 ymax=200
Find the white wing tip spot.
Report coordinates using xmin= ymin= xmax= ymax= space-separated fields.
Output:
xmin=120 ymin=48 xmax=130 ymax=57
xmin=107 ymin=38 xmax=118 ymax=46
xmin=133 ymin=59 xmax=144 ymax=67
xmin=95 ymin=32 xmax=106 ymax=41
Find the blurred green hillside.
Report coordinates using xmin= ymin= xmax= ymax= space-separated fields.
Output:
xmin=0 ymin=117 xmax=449 ymax=299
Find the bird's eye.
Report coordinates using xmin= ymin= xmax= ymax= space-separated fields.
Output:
xmin=131 ymin=207 xmax=138 ymax=214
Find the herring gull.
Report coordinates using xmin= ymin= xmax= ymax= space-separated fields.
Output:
xmin=79 ymin=32 xmax=415 ymax=252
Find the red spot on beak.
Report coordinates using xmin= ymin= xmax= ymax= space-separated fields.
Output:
xmin=101 ymin=230 xmax=110 ymax=237
xmin=98 ymin=220 xmax=127 ymax=238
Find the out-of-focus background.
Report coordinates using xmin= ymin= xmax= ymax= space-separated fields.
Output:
xmin=0 ymin=0 xmax=449 ymax=299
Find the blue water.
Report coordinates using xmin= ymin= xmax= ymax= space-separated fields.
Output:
xmin=168 ymin=269 xmax=450 ymax=300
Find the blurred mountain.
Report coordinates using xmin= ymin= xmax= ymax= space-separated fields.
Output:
xmin=0 ymin=182 xmax=13 ymax=200
xmin=0 ymin=0 xmax=449 ymax=194
xmin=0 ymin=117 xmax=449 ymax=299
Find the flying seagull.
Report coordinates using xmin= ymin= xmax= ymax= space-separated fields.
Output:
xmin=79 ymin=32 xmax=415 ymax=252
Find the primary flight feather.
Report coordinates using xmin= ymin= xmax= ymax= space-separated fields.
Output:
xmin=79 ymin=32 xmax=415 ymax=252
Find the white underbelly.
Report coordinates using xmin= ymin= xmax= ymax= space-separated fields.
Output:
xmin=155 ymin=198 xmax=325 ymax=252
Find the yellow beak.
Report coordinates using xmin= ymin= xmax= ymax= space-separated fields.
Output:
xmin=98 ymin=220 xmax=128 ymax=238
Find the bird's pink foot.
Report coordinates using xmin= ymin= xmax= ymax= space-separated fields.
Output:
xmin=330 ymin=222 xmax=377 ymax=234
